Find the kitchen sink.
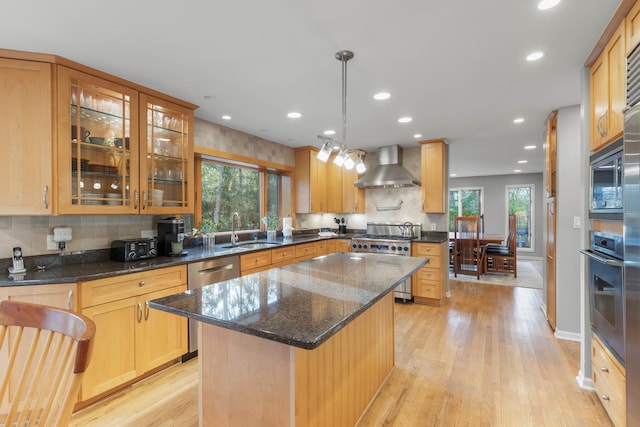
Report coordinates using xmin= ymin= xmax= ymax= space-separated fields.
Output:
xmin=221 ymin=241 xmax=282 ymax=250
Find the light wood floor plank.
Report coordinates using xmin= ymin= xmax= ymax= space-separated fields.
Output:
xmin=71 ymin=281 xmax=611 ymax=427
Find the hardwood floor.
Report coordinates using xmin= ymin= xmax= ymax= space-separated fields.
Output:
xmin=70 ymin=281 xmax=611 ymax=427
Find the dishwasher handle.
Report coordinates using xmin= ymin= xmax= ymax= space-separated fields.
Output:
xmin=197 ymin=263 xmax=236 ymax=276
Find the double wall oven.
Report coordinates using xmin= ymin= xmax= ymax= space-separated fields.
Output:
xmin=581 ymin=230 xmax=625 ymax=363
xmin=351 ymin=222 xmax=421 ymax=302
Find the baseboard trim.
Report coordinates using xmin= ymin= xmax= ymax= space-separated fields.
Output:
xmin=555 ymin=329 xmax=581 ymax=342
xmin=576 ymin=370 xmax=594 ymax=391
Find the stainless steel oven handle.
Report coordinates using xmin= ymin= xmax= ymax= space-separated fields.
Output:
xmin=579 ymin=249 xmax=624 ymax=267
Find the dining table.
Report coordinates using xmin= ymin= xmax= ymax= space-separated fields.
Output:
xmin=448 ymin=232 xmax=504 ymax=245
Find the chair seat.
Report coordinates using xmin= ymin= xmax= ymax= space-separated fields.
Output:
xmin=486 ymin=245 xmax=512 ymax=256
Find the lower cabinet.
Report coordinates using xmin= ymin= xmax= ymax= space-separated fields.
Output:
xmin=240 ymin=240 xmax=341 ymax=276
xmin=78 ymin=266 xmax=187 ymax=403
xmin=0 ymin=283 xmax=77 ymax=310
xmin=411 ymin=241 xmax=448 ymax=306
xmin=316 ymin=239 xmax=336 ymax=256
xmin=335 ymin=238 xmax=352 ymax=253
xmin=592 ymin=334 xmax=626 ymax=427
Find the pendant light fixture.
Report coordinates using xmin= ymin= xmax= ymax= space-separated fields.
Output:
xmin=316 ymin=50 xmax=365 ymax=173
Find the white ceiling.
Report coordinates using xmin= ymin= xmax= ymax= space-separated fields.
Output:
xmin=1 ymin=0 xmax=620 ymax=177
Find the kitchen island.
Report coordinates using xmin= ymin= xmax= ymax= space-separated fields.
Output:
xmin=150 ymin=252 xmax=427 ymax=427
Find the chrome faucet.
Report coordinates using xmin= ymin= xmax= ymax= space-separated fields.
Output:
xmin=231 ymin=212 xmax=239 ymax=246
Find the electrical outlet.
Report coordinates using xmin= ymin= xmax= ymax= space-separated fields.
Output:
xmin=141 ymin=230 xmax=156 ymax=239
xmin=430 ymin=223 xmax=437 ymax=231
xmin=46 ymin=234 xmax=58 ymax=250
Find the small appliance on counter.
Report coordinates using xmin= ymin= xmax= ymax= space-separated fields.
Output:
xmin=111 ymin=239 xmax=158 ymax=262
xmin=157 ymin=217 xmax=186 ymax=256
xmin=8 ymin=247 xmax=26 ymax=275
xmin=334 ymin=217 xmax=347 ymax=234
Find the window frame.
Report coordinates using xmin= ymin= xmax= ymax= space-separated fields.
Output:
xmin=194 ymin=149 xmax=294 ymax=234
xmin=505 ymin=183 xmax=535 ymax=253
xmin=448 ymin=186 xmax=484 ymax=231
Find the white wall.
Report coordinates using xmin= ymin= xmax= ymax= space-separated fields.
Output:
xmin=554 ymin=105 xmax=586 ymax=339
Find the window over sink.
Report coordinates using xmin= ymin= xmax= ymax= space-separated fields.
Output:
xmin=195 ymin=156 xmax=292 ymax=233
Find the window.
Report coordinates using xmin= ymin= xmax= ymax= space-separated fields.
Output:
xmin=449 ymin=188 xmax=483 ymax=231
xmin=197 ymin=157 xmax=291 ymax=233
xmin=506 ymin=184 xmax=534 ymax=251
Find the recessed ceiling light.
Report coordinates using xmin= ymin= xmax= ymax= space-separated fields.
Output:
xmin=413 ymin=134 xmax=422 ymax=139
xmin=538 ymin=0 xmax=561 ymax=10
xmin=518 ymin=160 xmax=528 ymax=164
xmin=526 ymin=51 xmax=544 ymax=61
xmin=450 ymin=173 xmax=457 ymax=177
xmin=524 ymin=145 xmax=536 ymax=150
xmin=513 ymin=118 xmax=525 ymax=124
xmin=398 ymin=117 xmax=412 ymax=123
xmin=513 ymin=169 xmax=522 ymax=173
xmin=324 ymin=130 xmax=336 ymax=135
xmin=221 ymin=115 xmax=231 ymax=120
xmin=287 ymin=112 xmax=302 ymax=119
xmin=373 ymin=92 xmax=391 ymax=100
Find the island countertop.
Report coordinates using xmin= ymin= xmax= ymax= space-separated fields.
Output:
xmin=150 ymin=252 xmax=427 ymax=350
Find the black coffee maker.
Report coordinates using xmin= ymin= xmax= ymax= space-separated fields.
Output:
xmin=157 ymin=217 xmax=185 ymax=256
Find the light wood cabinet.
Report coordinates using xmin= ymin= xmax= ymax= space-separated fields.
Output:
xmin=546 ymin=197 xmax=556 ymax=331
xmin=419 ymin=139 xmax=448 ymax=213
xmin=0 ymin=283 xmax=77 ymax=311
xmin=545 ymin=111 xmax=557 ymax=198
xmin=78 ymin=266 xmax=187 ymax=402
xmin=295 ymin=147 xmax=327 ymax=213
xmin=240 ymin=239 xmax=342 ymax=275
xmin=0 ymin=58 xmax=53 ymax=215
xmin=627 ymin=0 xmax=640 ymax=54
xmin=295 ymin=147 xmax=364 ymax=213
xmin=590 ymin=23 xmax=625 ymax=152
xmin=592 ymin=334 xmax=626 ymax=427
xmin=412 ymin=241 xmax=447 ymax=306
xmin=56 ymin=67 xmax=195 ymax=214
xmin=335 ymin=239 xmax=351 ymax=253
xmin=295 ymin=241 xmax=317 ymax=261
xmin=316 ymin=239 xmax=336 ymax=256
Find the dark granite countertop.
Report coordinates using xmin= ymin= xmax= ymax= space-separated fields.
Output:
xmin=150 ymin=252 xmax=427 ymax=349
xmin=0 ymin=234 xmax=355 ymax=287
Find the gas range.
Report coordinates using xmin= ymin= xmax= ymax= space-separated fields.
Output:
xmin=350 ymin=222 xmax=422 ymax=255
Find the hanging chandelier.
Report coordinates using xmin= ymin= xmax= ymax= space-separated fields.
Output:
xmin=317 ymin=50 xmax=366 ymax=174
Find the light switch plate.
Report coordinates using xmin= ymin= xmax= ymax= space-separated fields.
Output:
xmin=572 ymin=216 xmax=581 ymax=229
xmin=430 ymin=223 xmax=437 ymax=231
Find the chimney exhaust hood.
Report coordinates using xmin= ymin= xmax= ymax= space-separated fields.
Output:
xmin=354 ymin=145 xmax=420 ymax=188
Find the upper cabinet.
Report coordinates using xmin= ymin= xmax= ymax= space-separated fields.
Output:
xmin=419 ymin=139 xmax=448 ymax=214
xmin=56 ymin=66 xmax=140 ymax=214
xmin=627 ymin=0 xmax=640 ymax=55
xmin=294 ymin=147 xmax=364 ymax=214
xmin=57 ymin=67 xmax=195 ymax=214
xmin=0 ymin=49 xmax=197 ymax=215
xmin=0 ymin=58 xmax=54 ymax=215
xmin=590 ymin=22 xmax=625 ymax=153
xmin=140 ymin=94 xmax=194 ymax=215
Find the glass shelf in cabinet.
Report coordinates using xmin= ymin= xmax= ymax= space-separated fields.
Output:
xmin=149 ymin=125 xmax=186 ymax=137
xmin=72 ymin=104 xmax=130 ymax=124
xmin=148 ymin=178 xmax=186 ymax=184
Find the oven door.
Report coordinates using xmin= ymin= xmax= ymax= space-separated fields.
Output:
xmin=581 ymin=249 xmax=625 ymax=362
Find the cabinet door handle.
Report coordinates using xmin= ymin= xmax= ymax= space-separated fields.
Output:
xmin=42 ymin=186 xmax=48 ymax=209
xmin=145 ymin=301 xmax=150 ymax=320
xmin=142 ymin=191 xmax=147 ymax=210
xmin=601 ymin=394 xmax=610 ymax=401
xmin=600 ymin=366 xmax=609 ymax=373
xmin=67 ymin=289 xmax=73 ymax=310
xmin=134 ymin=190 xmax=139 ymax=209
xmin=137 ymin=302 xmax=143 ymax=322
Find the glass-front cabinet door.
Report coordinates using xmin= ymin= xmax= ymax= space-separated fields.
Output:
xmin=140 ymin=94 xmax=193 ymax=214
xmin=57 ymin=66 xmax=140 ymax=213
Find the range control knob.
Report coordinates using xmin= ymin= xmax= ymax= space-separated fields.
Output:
xmin=362 ymin=244 xmax=368 ymax=249
xmin=352 ymin=243 xmax=357 ymax=249
xmin=403 ymin=246 xmax=409 ymax=252
xmin=357 ymin=244 xmax=363 ymax=249
xmin=391 ymin=246 xmax=396 ymax=251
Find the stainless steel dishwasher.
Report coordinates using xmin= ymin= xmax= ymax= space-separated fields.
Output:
xmin=184 ymin=255 xmax=239 ymax=360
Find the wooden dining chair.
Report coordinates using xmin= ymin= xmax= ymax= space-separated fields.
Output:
xmin=0 ymin=300 xmax=96 ymax=427
xmin=453 ymin=216 xmax=484 ymax=280
xmin=484 ymin=214 xmax=517 ymax=278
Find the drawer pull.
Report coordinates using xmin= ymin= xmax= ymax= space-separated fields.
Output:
xmin=139 ymin=281 xmax=145 ymax=287
xmin=599 ymin=366 xmax=609 ymax=373
xmin=601 ymin=394 xmax=610 ymax=401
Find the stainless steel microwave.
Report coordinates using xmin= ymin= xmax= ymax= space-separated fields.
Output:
xmin=590 ymin=138 xmax=623 ymax=219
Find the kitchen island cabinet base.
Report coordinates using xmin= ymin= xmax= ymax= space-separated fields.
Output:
xmin=198 ymin=292 xmax=395 ymax=427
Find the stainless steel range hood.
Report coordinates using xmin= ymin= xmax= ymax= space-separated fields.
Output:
xmin=354 ymin=145 xmax=420 ymax=188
